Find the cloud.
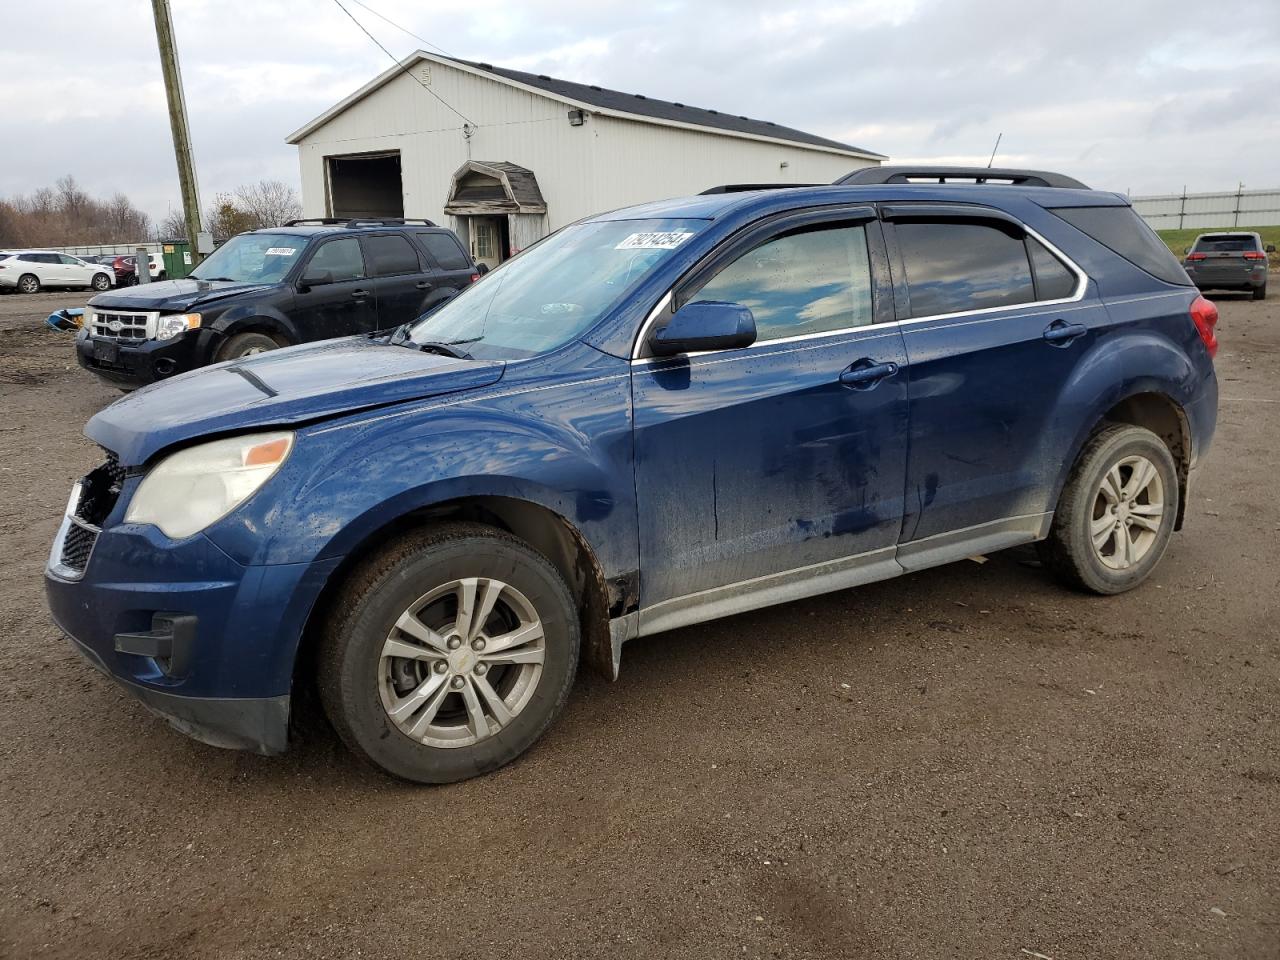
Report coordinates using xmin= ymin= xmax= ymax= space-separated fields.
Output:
xmin=2 ymin=0 xmax=1278 ymax=224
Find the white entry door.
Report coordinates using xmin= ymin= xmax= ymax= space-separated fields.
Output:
xmin=470 ymin=217 xmax=502 ymax=271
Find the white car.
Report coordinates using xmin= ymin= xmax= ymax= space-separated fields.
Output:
xmin=0 ymin=250 xmax=115 ymax=294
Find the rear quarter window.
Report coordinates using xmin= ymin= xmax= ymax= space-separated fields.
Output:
xmin=1048 ymin=205 xmax=1191 ymax=286
xmin=416 ymin=232 xmax=471 ymax=270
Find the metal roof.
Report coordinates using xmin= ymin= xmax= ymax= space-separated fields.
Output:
xmin=286 ymin=51 xmax=884 ymax=160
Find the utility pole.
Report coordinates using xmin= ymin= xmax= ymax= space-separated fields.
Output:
xmin=150 ymin=0 xmax=204 ymax=263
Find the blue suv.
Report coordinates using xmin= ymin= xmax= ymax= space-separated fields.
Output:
xmin=44 ymin=166 xmax=1219 ymax=783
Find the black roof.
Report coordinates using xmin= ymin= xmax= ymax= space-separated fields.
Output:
xmin=441 ymin=55 xmax=883 ymax=158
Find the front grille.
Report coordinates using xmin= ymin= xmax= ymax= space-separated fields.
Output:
xmin=58 ymin=452 xmax=126 ymax=574
xmin=90 ymin=310 xmax=155 ymax=342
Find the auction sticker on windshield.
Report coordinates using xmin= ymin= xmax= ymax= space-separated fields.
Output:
xmin=265 ymin=247 xmax=297 ymax=256
xmin=615 ymin=232 xmax=695 ymax=250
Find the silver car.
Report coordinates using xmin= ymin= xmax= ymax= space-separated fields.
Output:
xmin=1183 ymin=232 xmax=1274 ymax=300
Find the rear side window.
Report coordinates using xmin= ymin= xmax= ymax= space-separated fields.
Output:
xmin=416 ymin=232 xmax=470 ymax=270
xmin=306 ymin=237 xmax=365 ymax=281
xmin=896 ymin=221 xmax=1035 ymax=318
xmin=1193 ymin=235 xmax=1258 ymax=252
xmin=1048 ymin=205 xmax=1190 ymax=286
xmin=1027 ymin=237 xmax=1078 ymax=300
xmin=690 ymin=223 xmax=874 ymax=341
xmin=363 ymin=234 xmax=421 ymax=277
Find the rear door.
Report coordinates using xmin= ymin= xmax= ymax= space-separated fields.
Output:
xmin=632 ymin=207 xmax=910 ymax=622
xmin=292 ymin=236 xmax=378 ymax=341
xmin=883 ymin=205 xmax=1106 ymax=563
xmin=413 ymin=230 xmax=476 ymax=295
xmin=362 ymin=233 xmax=435 ymax=329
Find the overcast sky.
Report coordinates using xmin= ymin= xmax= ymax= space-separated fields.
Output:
xmin=4 ymin=0 xmax=1278 ymax=224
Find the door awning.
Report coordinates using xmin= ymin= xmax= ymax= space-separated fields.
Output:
xmin=444 ymin=161 xmax=547 ymax=216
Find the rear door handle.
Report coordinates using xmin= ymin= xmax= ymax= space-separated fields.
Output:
xmin=839 ymin=360 xmax=899 ymax=389
xmin=1043 ymin=319 xmax=1088 ymax=345
xmin=416 ymin=280 xmax=434 ymax=291
xmin=351 ymin=289 xmax=370 ymax=299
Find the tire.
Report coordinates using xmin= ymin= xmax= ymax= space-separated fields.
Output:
xmin=317 ymin=522 xmax=580 ymax=783
xmin=215 ymin=331 xmax=281 ymax=361
xmin=127 ymin=274 xmax=140 ymax=286
xmin=91 ymin=272 xmax=111 ymax=291
xmin=1253 ymin=283 xmax=1267 ymax=301
xmin=1038 ymin=423 xmax=1180 ymax=595
xmin=17 ymin=274 xmax=40 ymax=295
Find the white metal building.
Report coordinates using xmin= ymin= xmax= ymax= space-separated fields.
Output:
xmin=287 ymin=52 xmax=884 ymax=269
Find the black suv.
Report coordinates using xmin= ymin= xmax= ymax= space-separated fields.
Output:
xmin=76 ymin=219 xmax=479 ymax=388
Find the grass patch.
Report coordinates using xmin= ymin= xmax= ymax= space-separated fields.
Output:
xmin=1157 ymin=225 xmax=1280 ymax=266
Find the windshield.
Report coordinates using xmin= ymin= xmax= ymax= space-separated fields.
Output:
xmin=189 ymin=233 xmax=305 ymax=283
xmin=408 ymin=217 xmax=707 ymax=360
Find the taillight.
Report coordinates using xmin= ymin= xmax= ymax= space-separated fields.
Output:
xmin=1190 ymin=295 xmax=1218 ymax=359
xmin=1243 ymin=251 xmax=1266 ymax=260
xmin=1186 ymin=252 xmax=1207 ymax=261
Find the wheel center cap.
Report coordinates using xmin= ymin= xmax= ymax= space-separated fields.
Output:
xmin=449 ymin=648 xmax=477 ymax=674
xmin=1116 ymin=503 xmax=1131 ymax=521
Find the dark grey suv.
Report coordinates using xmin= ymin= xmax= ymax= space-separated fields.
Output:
xmin=1183 ymin=232 xmax=1274 ymax=300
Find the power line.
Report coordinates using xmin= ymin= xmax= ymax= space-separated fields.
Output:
xmin=329 ymin=0 xmax=474 ymax=128
xmin=346 ymin=0 xmax=451 ymax=57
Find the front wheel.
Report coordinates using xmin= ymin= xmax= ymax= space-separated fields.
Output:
xmin=1038 ymin=423 xmax=1180 ymax=595
xmin=317 ymin=523 xmax=580 ymax=783
xmin=91 ymin=272 xmax=112 ymax=291
xmin=216 ymin=331 xmax=281 ymax=361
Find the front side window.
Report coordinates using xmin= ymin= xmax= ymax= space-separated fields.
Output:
xmin=409 ymin=217 xmax=707 ymax=361
xmin=364 ymin=234 xmax=420 ymax=277
xmin=189 ymin=233 xmax=303 ymax=283
xmin=896 ymin=220 xmax=1035 ymax=318
xmin=689 ymin=223 xmax=874 ymax=341
xmin=306 ymin=237 xmax=365 ymax=282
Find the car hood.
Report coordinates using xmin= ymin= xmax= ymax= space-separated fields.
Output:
xmin=87 ymin=337 xmax=506 ymax=465
xmin=88 ymin=278 xmax=276 ymax=313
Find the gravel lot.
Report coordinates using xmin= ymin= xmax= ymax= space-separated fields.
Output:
xmin=0 ymin=289 xmax=1276 ymax=959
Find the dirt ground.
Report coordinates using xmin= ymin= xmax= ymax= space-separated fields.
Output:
xmin=0 ymin=287 xmax=1276 ymax=960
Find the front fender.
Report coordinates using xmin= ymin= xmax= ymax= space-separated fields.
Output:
xmin=209 ymin=302 xmax=301 ymax=345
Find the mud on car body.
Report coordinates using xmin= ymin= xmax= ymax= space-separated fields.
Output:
xmin=46 ymin=167 xmax=1219 ymax=783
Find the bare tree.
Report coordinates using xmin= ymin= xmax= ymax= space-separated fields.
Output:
xmin=157 ymin=206 xmax=190 ymax=241
xmin=0 ymin=176 xmax=151 ymax=247
xmin=233 ymin=180 xmax=302 ymax=230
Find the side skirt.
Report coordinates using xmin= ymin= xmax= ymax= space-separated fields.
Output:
xmin=605 ymin=511 xmax=1052 ymax=672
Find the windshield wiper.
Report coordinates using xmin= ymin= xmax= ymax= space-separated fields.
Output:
xmin=415 ymin=340 xmax=474 ymax=360
xmin=196 ymin=276 xmax=236 ymax=282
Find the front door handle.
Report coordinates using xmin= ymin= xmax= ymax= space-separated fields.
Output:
xmin=351 ymin=288 xmax=370 ymax=299
xmin=839 ymin=359 xmax=899 ymax=389
xmin=1042 ymin=319 xmax=1088 ymax=345
xmin=416 ymin=280 xmax=434 ymax=291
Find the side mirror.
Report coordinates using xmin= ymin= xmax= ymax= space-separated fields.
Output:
xmin=1267 ymin=244 xmax=1276 ymax=254
xmin=651 ymin=300 xmax=756 ymax=356
xmin=300 ymin=268 xmax=334 ymax=287
xmin=1183 ymin=246 xmax=1191 ymax=255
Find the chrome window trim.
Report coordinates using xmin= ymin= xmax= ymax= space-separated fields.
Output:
xmin=628 ymin=220 xmax=1090 ymax=361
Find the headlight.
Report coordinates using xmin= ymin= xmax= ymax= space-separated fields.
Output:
xmin=156 ymin=312 xmax=201 ymax=341
xmin=125 ymin=431 xmax=293 ymax=539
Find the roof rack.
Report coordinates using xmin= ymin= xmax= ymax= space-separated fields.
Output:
xmin=282 ymin=217 xmax=438 ymax=228
xmin=698 ymin=183 xmax=819 ymax=195
xmin=836 ymin=166 xmax=1089 ymax=189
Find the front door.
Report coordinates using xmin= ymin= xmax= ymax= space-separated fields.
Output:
xmin=631 ymin=210 xmax=909 ymax=631
xmin=470 ymin=217 xmax=504 ymax=272
xmin=884 ymin=208 xmax=1107 ymax=552
xmin=293 ymin=237 xmax=378 ymax=341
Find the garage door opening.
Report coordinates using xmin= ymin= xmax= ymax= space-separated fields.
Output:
xmin=327 ymin=152 xmax=404 ymax=219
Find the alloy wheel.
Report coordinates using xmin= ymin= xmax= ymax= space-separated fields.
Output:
xmin=379 ymin=577 xmax=546 ymax=748
xmin=1090 ymin=454 xmax=1165 ymax=570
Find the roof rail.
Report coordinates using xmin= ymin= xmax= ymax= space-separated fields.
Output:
xmin=699 ymin=183 xmax=819 ymax=195
xmin=282 ymin=217 xmax=439 ymax=228
xmin=836 ymin=166 xmax=1089 ymax=189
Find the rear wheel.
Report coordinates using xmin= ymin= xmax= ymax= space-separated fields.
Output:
xmin=1038 ymin=423 xmax=1180 ymax=595
xmin=1254 ymin=283 xmax=1267 ymax=301
xmin=216 ymin=331 xmax=281 ymax=361
xmin=17 ymin=274 xmax=39 ymax=294
xmin=317 ymin=523 xmax=579 ymax=783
